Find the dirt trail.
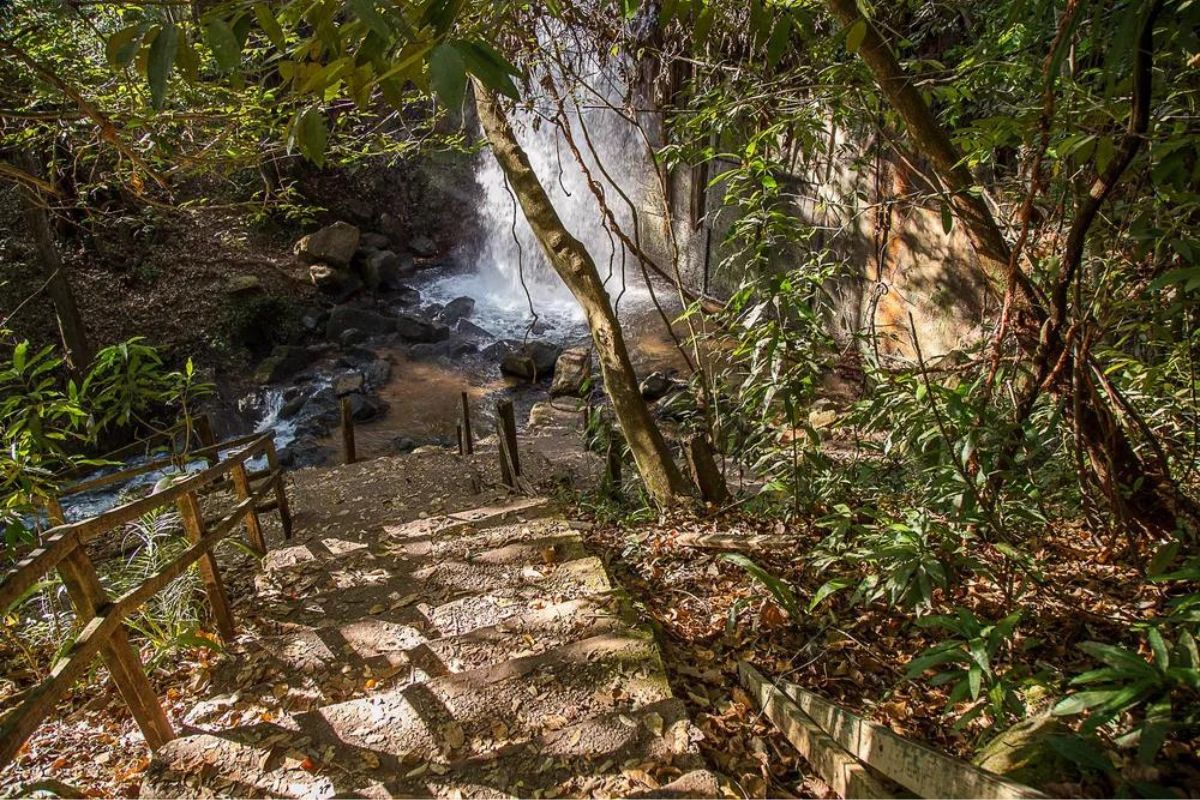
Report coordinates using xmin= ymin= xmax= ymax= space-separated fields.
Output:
xmin=141 ymin=440 xmax=720 ymax=797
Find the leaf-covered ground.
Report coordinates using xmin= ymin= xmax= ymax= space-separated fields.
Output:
xmin=576 ymin=508 xmax=1200 ymax=798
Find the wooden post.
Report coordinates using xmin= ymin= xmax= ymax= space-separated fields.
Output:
xmin=496 ymin=399 xmax=520 ymax=476
xmin=686 ymin=434 xmax=730 ymax=504
xmin=46 ymin=497 xmax=66 ymax=527
xmin=194 ymin=414 xmax=218 ymax=466
xmin=461 ymin=391 xmax=474 ymax=455
xmin=230 ymin=463 xmax=266 ymax=555
xmin=456 ymin=423 xmax=465 ymax=456
xmin=340 ymin=396 xmax=357 ymax=465
xmin=57 ymin=548 xmax=174 ymax=749
xmin=605 ymin=439 xmax=622 ymax=498
xmin=175 ymin=490 xmax=236 ymax=641
xmin=496 ymin=418 xmax=514 ymax=488
xmin=265 ymin=440 xmax=293 ymax=540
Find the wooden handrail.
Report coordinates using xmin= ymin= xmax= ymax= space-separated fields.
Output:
xmin=0 ymin=432 xmax=291 ymax=771
xmin=1 ymin=436 xmax=267 ymax=612
xmin=57 ymin=431 xmax=264 ymax=499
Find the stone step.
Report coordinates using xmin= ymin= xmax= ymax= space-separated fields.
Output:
xmin=145 ymin=634 xmax=674 ymax=798
xmin=243 ymin=595 xmax=632 ymax=690
xmin=254 ymin=554 xmax=611 ymax=631
xmin=144 ymin=698 xmax=704 ymax=799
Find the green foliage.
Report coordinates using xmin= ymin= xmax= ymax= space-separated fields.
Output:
xmin=0 ymin=334 xmax=210 ymax=545
xmin=1054 ymin=625 xmax=1200 ymax=764
xmin=721 ymin=553 xmax=803 ymax=622
xmin=107 ymin=503 xmax=219 ymax=667
xmin=908 ymin=609 xmax=1030 ymax=732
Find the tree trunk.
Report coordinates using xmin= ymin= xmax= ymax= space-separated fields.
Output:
xmin=827 ymin=0 xmax=1197 ymax=539
xmin=16 ymin=150 xmax=92 ymax=375
xmin=473 ymin=82 xmax=694 ymax=507
xmin=823 ymin=0 xmax=1037 ymax=313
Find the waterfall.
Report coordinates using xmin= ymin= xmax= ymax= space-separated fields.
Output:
xmin=433 ymin=37 xmax=656 ymax=341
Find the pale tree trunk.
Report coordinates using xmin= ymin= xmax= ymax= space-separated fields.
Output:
xmin=473 ymin=81 xmax=694 ymax=507
xmin=17 ymin=150 xmax=93 ymax=375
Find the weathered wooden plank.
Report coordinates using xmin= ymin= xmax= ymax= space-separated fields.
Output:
xmin=340 ymin=396 xmax=357 ymax=464
xmin=0 ymin=506 xmax=238 ymax=768
xmin=497 ymin=399 xmax=521 ymax=476
xmin=739 ymin=662 xmax=900 ymax=799
xmin=264 ymin=442 xmax=292 ymax=540
xmin=230 ymin=462 xmax=266 ymax=555
xmin=775 ymin=676 xmax=1046 ymax=799
xmin=674 ymin=533 xmax=792 ymax=552
xmin=59 ymin=431 xmax=263 ymax=498
xmin=0 ymin=437 xmax=270 ymax=611
xmin=57 ymin=548 xmax=174 ymax=749
xmin=176 ymin=490 xmax=236 ymax=640
xmin=461 ymin=391 xmax=474 ymax=455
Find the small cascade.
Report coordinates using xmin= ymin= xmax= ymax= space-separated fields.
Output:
xmin=449 ymin=30 xmax=657 ymax=338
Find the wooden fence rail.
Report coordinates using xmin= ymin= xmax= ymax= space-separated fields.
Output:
xmin=0 ymin=433 xmax=292 ymax=772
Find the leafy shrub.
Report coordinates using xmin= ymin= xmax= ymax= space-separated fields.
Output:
xmin=1053 ymin=625 xmax=1200 ymax=765
xmin=907 ymin=608 xmax=1031 ymax=732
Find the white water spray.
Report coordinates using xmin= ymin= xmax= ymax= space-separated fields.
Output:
xmin=431 ymin=35 xmax=658 ymax=341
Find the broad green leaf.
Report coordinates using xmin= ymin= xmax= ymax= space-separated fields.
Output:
xmin=1045 ymin=734 xmax=1115 ymax=774
xmin=1077 ymin=641 xmax=1154 ymax=673
xmin=721 ymin=553 xmax=802 ymax=621
xmin=253 ymin=3 xmax=286 ymax=50
xmin=175 ymin=38 xmax=200 ymax=82
xmin=421 ymin=0 xmax=466 ymax=35
xmin=296 ymin=106 xmax=328 ymax=166
xmin=106 ymin=25 xmax=142 ymax=68
xmin=455 ymin=39 xmax=521 ymax=99
xmin=347 ymin=0 xmax=392 ymax=39
xmin=429 ymin=42 xmax=467 ymax=110
xmin=204 ymin=19 xmax=241 ymax=74
xmin=807 ymin=577 xmax=852 ymax=612
xmin=766 ymin=15 xmax=791 ymax=68
xmin=1147 ymin=629 xmax=1170 ymax=671
xmin=147 ymin=23 xmax=178 ymax=109
xmin=845 ymin=19 xmax=867 ymax=53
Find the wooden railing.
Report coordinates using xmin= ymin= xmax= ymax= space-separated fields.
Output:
xmin=0 ymin=433 xmax=293 ymax=771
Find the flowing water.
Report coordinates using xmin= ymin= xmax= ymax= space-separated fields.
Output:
xmin=61 ymin=49 xmax=686 ymax=513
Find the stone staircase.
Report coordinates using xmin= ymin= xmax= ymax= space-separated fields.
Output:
xmin=142 ymin=493 xmax=718 ymax=798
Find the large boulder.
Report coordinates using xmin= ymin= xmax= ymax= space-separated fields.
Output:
xmin=457 ymin=318 xmax=495 ymax=340
xmin=550 ymin=347 xmax=591 ymax=397
xmin=255 ymin=345 xmax=318 ymax=385
xmin=640 ymin=371 xmax=682 ymax=402
xmin=347 ymin=392 xmax=389 ymax=422
xmin=973 ymin=716 xmax=1081 ymax=787
xmin=225 ymin=274 xmax=263 ymax=296
xmin=378 ymin=212 xmax=405 ymax=243
xmin=363 ymin=359 xmax=391 ymax=388
xmin=499 ymin=340 xmax=563 ymax=381
xmin=359 ymin=231 xmax=391 ymax=251
xmin=279 ymin=435 xmax=335 ymax=469
xmin=326 ymin=306 xmax=395 ymax=341
xmin=334 ymin=371 xmax=365 ymax=396
xmin=294 ymin=221 xmax=360 ymax=268
xmin=438 ymin=296 xmax=475 ymax=325
xmin=363 ymin=250 xmax=405 ymax=292
xmin=393 ymin=313 xmax=450 ymax=343
xmin=409 ymin=235 xmax=437 ymax=258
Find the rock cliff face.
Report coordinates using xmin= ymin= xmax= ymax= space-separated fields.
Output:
xmin=635 ymin=120 xmax=990 ymax=360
